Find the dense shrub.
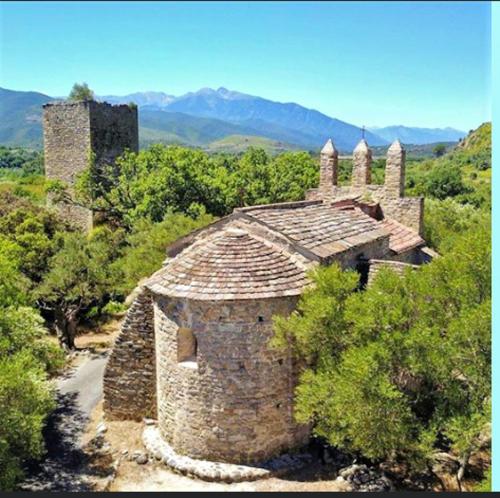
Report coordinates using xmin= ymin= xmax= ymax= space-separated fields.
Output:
xmin=272 ymin=223 xmax=490 ymax=484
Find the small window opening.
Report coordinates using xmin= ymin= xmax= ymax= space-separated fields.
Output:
xmin=277 ymin=359 xmax=284 ymax=366
xmin=258 ymin=316 xmax=264 ymax=322
xmin=276 ymin=403 xmax=282 ymax=409
xmin=177 ymin=327 xmax=197 ymax=365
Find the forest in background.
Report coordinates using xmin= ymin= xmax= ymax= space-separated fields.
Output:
xmin=0 ymin=122 xmax=491 ymax=490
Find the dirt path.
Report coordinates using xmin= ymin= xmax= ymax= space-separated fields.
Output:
xmin=19 ymin=352 xmax=109 ymax=491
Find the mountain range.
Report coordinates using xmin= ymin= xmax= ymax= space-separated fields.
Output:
xmin=0 ymin=86 xmax=465 ymax=152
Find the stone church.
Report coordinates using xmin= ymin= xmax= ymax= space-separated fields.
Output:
xmin=43 ymin=100 xmax=434 ymax=475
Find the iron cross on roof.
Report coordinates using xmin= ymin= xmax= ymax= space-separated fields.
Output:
xmin=362 ymin=126 xmax=365 ymax=139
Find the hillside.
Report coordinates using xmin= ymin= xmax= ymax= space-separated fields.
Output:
xmin=371 ymin=141 xmax=458 ymax=159
xmin=160 ymin=87 xmax=387 ymax=150
xmin=0 ymin=88 xmax=54 ymax=147
xmin=0 ymin=86 xmax=471 ymax=153
xmin=206 ymin=134 xmax=297 ymax=155
xmin=369 ymin=125 xmax=465 ymax=144
xmin=404 ymin=122 xmax=491 ymax=209
xmin=0 ymin=87 xmax=384 ymax=151
xmin=139 ymin=111 xmax=264 ymax=147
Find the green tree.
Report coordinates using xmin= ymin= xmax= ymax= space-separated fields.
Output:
xmin=113 ymin=210 xmax=214 ymax=295
xmin=35 ymin=228 xmax=122 ymax=350
xmin=424 ymin=163 xmax=470 ymax=200
xmin=68 ymin=82 xmax=95 ymax=101
xmin=272 ymin=224 xmax=490 ymax=487
xmin=0 ymin=205 xmax=67 ymax=284
xmin=0 ymin=254 xmax=63 ymax=490
xmin=0 ymin=352 xmax=55 ymax=490
xmin=432 ymin=143 xmax=447 ymax=157
xmin=48 ymin=145 xmax=319 ymax=229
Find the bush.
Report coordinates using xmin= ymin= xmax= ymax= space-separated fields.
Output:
xmin=273 ymin=223 xmax=490 ymax=481
xmin=424 ymin=164 xmax=470 ymax=200
xmin=0 ymin=352 xmax=55 ymax=490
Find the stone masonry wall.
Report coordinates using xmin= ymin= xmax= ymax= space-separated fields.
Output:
xmin=367 ymin=259 xmax=418 ymax=286
xmin=43 ymin=102 xmax=93 ymax=231
xmin=154 ymin=295 xmax=309 ymax=464
xmin=43 ymin=101 xmax=138 ymax=230
xmin=103 ymin=289 xmax=156 ymax=421
xmin=306 ymin=184 xmax=424 ymax=235
xmin=88 ymin=101 xmax=139 ymax=167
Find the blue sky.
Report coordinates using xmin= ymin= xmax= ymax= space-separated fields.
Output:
xmin=0 ymin=1 xmax=491 ymax=130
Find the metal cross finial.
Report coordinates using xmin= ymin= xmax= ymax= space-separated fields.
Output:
xmin=362 ymin=125 xmax=365 ymax=139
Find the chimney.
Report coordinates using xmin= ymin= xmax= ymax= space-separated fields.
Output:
xmin=385 ymin=139 xmax=406 ymax=197
xmin=319 ymin=138 xmax=338 ymax=190
xmin=351 ymin=139 xmax=372 ymax=187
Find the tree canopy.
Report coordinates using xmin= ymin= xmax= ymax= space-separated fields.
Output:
xmin=272 ymin=221 xmax=490 ymax=487
xmin=68 ymin=82 xmax=95 ymax=102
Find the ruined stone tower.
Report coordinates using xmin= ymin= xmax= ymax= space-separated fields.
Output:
xmin=43 ymin=100 xmax=138 ymax=230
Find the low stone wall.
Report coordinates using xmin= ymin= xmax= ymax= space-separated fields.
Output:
xmin=103 ymin=289 xmax=156 ymax=420
xmin=143 ymin=425 xmax=312 ymax=483
xmin=367 ymin=259 xmax=418 ymax=286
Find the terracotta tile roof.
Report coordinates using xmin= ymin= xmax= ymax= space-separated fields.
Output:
xmin=242 ymin=203 xmax=388 ymax=259
xmin=146 ymin=226 xmax=310 ymax=301
xmin=380 ymin=218 xmax=425 ymax=254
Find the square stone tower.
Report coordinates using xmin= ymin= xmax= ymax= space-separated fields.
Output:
xmin=43 ymin=100 xmax=138 ymax=230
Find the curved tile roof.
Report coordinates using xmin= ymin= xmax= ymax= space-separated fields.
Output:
xmin=146 ymin=226 xmax=310 ymax=301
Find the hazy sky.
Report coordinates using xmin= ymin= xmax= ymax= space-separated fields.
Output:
xmin=0 ymin=1 xmax=491 ymax=130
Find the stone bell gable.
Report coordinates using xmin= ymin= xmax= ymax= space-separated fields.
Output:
xmin=307 ymin=138 xmax=424 ymax=235
xmin=43 ymin=100 xmax=138 ymax=231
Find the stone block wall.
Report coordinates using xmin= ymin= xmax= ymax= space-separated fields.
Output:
xmin=43 ymin=100 xmax=138 ymax=230
xmin=306 ymin=184 xmax=424 ymax=235
xmin=88 ymin=101 xmax=138 ymax=167
xmin=43 ymin=102 xmax=94 ymax=230
xmin=103 ymin=289 xmax=156 ymax=421
xmin=367 ymin=259 xmax=419 ymax=286
xmin=154 ymin=295 xmax=309 ymax=464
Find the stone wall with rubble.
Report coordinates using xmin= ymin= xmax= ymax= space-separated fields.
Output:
xmin=367 ymin=259 xmax=418 ymax=286
xmin=153 ymin=294 xmax=309 ymax=464
xmin=103 ymin=289 xmax=156 ymax=421
xmin=43 ymin=100 xmax=138 ymax=230
xmin=307 ymin=184 xmax=423 ymax=235
xmin=88 ymin=101 xmax=138 ymax=166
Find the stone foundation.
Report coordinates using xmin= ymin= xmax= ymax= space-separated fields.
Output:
xmin=143 ymin=425 xmax=312 ymax=483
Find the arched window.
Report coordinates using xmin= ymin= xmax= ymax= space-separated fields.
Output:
xmin=177 ymin=327 xmax=197 ymax=364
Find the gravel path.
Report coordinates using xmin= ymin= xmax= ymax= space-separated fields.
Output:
xmin=19 ymin=352 xmax=108 ymax=492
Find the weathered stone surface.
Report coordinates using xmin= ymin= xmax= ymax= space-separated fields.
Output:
xmin=147 ymin=226 xmax=311 ymax=301
xmin=385 ymin=139 xmax=406 ymax=197
xmin=98 ymin=130 xmax=434 ymax=470
xmin=43 ymin=100 xmax=138 ymax=231
xmin=103 ymin=289 xmax=156 ymax=421
xmin=319 ymin=138 xmax=338 ymax=191
xmin=367 ymin=258 xmax=419 ymax=286
xmin=337 ymin=464 xmax=394 ymax=492
xmin=153 ymin=295 xmax=309 ymax=464
xmin=351 ymin=139 xmax=372 ymax=187
xmin=380 ymin=217 xmax=424 ymax=254
xmin=143 ymin=425 xmax=311 ymax=482
xmin=306 ymin=138 xmax=425 ymax=237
